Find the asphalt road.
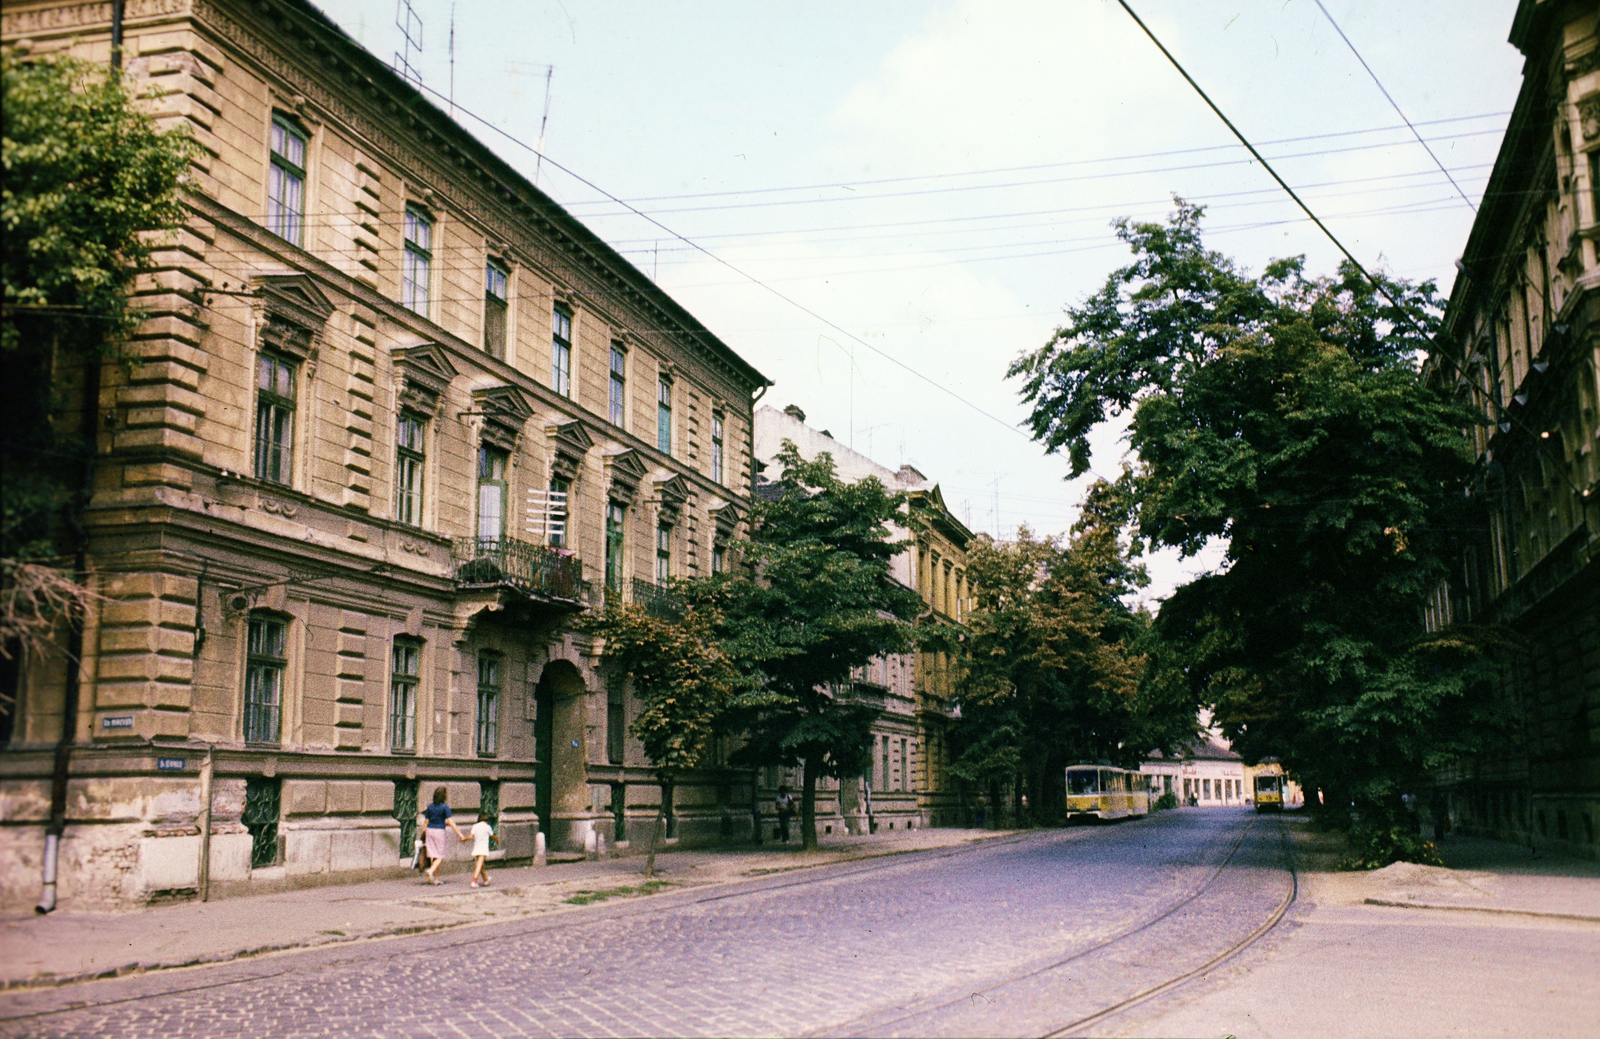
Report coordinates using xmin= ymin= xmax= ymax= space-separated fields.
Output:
xmin=0 ymin=809 xmax=1298 ymax=1038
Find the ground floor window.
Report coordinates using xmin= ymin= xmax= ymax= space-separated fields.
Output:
xmin=243 ymin=776 xmax=281 ymax=869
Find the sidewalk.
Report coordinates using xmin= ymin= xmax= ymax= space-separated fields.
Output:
xmin=1291 ymin=824 xmax=1600 ymax=922
xmin=0 ymin=826 xmax=1014 ymax=990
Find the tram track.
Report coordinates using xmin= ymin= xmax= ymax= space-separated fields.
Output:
xmin=4 ymin=814 xmax=1297 ymax=1039
xmin=829 ymin=813 xmax=1298 ymax=1038
xmin=1043 ymin=818 xmax=1299 ymax=1038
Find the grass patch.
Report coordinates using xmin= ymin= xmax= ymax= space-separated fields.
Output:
xmin=563 ymin=880 xmax=677 ymax=905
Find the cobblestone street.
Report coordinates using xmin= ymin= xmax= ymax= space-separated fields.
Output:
xmin=2 ymin=811 xmax=1288 ymax=1038
xmin=3 ymin=810 xmax=1596 ymax=1038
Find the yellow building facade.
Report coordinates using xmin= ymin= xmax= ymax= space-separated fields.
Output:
xmin=0 ymin=0 xmax=768 ymax=911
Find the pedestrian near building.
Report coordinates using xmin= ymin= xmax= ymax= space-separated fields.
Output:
xmin=421 ymin=787 xmax=466 ymax=885
xmin=776 ymin=785 xmax=796 ymax=843
xmin=465 ymin=814 xmax=494 ymax=888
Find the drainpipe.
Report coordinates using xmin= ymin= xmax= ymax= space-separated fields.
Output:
xmin=197 ymin=748 xmax=214 ymax=900
xmin=110 ymin=0 xmax=124 ymax=69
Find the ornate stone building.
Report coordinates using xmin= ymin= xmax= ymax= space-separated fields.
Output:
xmin=752 ymin=404 xmax=972 ymax=831
xmin=0 ymin=0 xmax=768 ymax=910
xmin=1427 ymin=0 xmax=1599 ymax=858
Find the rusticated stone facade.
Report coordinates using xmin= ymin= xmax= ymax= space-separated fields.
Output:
xmin=0 ymin=0 xmax=768 ymax=911
xmin=1426 ymin=0 xmax=1600 ymax=859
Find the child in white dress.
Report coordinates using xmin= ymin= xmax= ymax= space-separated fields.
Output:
xmin=464 ymin=815 xmax=494 ymax=888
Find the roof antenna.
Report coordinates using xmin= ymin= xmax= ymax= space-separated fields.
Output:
xmin=394 ymin=0 xmax=423 ymax=87
xmin=448 ymin=3 xmax=456 ymax=119
xmin=507 ymin=63 xmax=556 ymax=188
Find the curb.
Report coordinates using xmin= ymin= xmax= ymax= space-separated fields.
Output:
xmin=1 ymin=830 xmax=1023 ymax=993
xmin=1361 ymin=897 xmax=1600 ymax=923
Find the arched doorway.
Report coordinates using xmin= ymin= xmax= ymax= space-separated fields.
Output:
xmin=533 ymin=659 xmax=588 ymax=850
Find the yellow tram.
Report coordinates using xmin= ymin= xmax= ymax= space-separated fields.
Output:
xmin=1253 ymin=771 xmax=1285 ymax=812
xmin=1065 ymin=764 xmax=1151 ymax=820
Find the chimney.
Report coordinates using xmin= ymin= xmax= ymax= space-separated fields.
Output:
xmin=783 ymin=404 xmax=807 ymax=423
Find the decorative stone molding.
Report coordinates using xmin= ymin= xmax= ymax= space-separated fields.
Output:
xmin=707 ymin=499 xmax=741 ymax=541
xmin=470 ymin=383 xmax=533 ymax=452
xmin=391 ymin=342 xmax=457 ymax=416
xmin=546 ymin=420 xmax=594 ymax=482
xmin=253 ymin=273 xmax=334 ymax=362
xmin=1579 ymin=95 xmax=1600 ymax=142
xmin=653 ymin=472 xmax=689 ymax=526
xmin=602 ymin=448 xmax=649 ymax=506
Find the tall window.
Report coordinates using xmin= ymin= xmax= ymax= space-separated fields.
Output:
xmin=608 ymin=344 xmax=627 ymax=426
xmin=710 ymin=413 xmax=725 ymax=484
xmin=606 ymin=673 xmax=626 ymax=765
xmin=605 ymin=501 xmax=626 ymax=592
xmin=1592 ymin=154 xmax=1600 ymax=234
xmin=551 ymin=306 xmax=572 ymax=397
xmin=244 ymin=616 xmax=286 ymax=744
xmin=266 ymin=116 xmax=306 ymax=246
xmin=483 ymin=261 xmax=508 ymax=359
xmin=901 ymin=738 xmax=909 ymax=791
xmin=390 ymin=640 xmax=419 ymax=752
xmin=547 ymin=477 xmax=570 ymax=548
xmin=476 ymin=653 xmax=500 ymax=756
xmin=656 ymin=378 xmax=672 ymax=454
xmin=477 ymin=445 xmax=508 ymax=540
xmin=655 ymin=523 xmax=671 ymax=582
xmin=254 ymin=353 xmax=296 ymax=484
xmin=402 ymin=206 xmax=432 ymax=314
xmin=395 ymin=412 xmax=425 ymax=526
xmin=711 ymin=543 xmax=726 ymax=574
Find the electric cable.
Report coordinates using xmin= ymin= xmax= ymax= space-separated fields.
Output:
xmin=1313 ymin=0 xmax=1478 ymax=212
xmin=1115 ymin=0 xmax=1585 ymax=502
xmin=403 ymin=77 xmax=1054 ymax=451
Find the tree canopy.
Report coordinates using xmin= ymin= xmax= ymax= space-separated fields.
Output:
xmin=953 ymin=480 xmax=1190 ymax=822
xmin=717 ymin=442 xmax=926 ymax=849
xmin=1009 ymin=201 xmax=1503 ymax=837
xmin=3 ymin=48 xmax=195 ymax=558
xmin=589 ymin=599 xmax=745 ymax=874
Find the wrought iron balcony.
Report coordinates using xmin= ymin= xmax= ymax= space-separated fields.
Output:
xmin=451 ymin=536 xmax=585 ymax=604
xmin=631 ymin=577 xmax=683 ymax=620
xmin=846 ymin=681 xmax=887 ymax=708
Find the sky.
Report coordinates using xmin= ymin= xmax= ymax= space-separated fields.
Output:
xmin=312 ymin=0 xmax=1527 ymax=604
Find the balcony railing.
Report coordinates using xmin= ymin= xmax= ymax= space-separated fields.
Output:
xmin=631 ymin=577 xmax=683 ymax=620
xmin=843 ymin=681 xmax=887 ymax=708
xmin=452 ymin=536 xmax=585 ymax=604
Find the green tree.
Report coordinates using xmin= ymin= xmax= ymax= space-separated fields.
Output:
xmin=1009 ymin=201 xmax=1503 ymax=849
xmin=954 ymin=482 xmax=1186 ymax=824
xmin=589 ymin=600 xmax=743 ymax=876
xmin=718 ymin=442 xmax=925 ymax=850
xmin=2 ymin=47 xmax=195 ymax=719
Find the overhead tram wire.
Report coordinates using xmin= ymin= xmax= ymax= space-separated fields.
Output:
xmin=403 ymin=77 xmax=1056 ymax=452
xmin=1314 ymin=0 xmax=1478 ymax=213
xmin=1115 ymin=0 xmax=1434 ymax=314
xmin=569 ymin=127 xmax=1508 ymax=219
xmin=1115 ymin=0 xmax=1585 ymax=499
xmin=562 ymin=109 xmax=1508 ymax=209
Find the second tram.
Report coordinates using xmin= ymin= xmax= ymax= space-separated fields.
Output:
xmin=1065 ymin=765 xmax=1150 ymax=820
xmin=1253 ymin=772 xmax=1285 ymax=811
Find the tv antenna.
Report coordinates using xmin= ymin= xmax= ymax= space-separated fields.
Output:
xmin=508 ymin=62 xmax=555 ymax=187
xmin=394 ymin=0 xmax=423 ymax=87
